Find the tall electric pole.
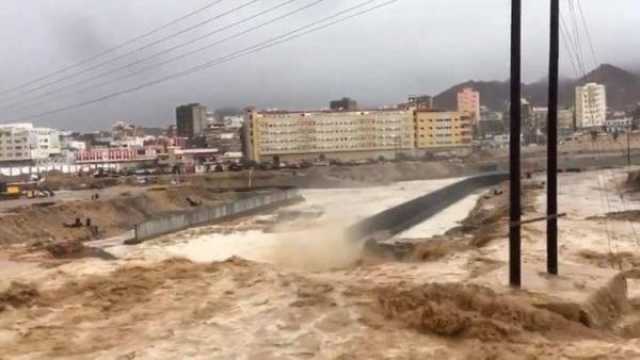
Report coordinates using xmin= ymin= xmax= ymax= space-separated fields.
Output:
xmin=510 ymin=0 xmax=522 ymax=288
xmin=547 ymin=0 xmax=560 ymax=275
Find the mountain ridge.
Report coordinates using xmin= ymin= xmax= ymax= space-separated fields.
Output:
xmin=433 ymin=64 xmax=640 ymax=111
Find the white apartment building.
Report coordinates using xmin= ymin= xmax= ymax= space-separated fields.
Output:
xmin=457 ymin=87 xmax=481 ymax=124
xmin=576 ymin=83 xmax=607 ymax=128
xmin=0 ymin=123 xmax=62 ymax=163
xmin=244 ymin=110 xmax=415 ymax=162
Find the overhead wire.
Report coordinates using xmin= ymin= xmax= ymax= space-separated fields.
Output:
xmin=559 ymin=14 xmax=580 ymax=78
xmin=1 ymin=0 xmax=310 ymax=113
xmin=0 ymin=0 xmax=228 ymax=97
xmin=566 ymin=0 xmax=639 ymax=256
xmin=575 ymin=0 xmax=640 ymax=250
xmin=0 ymin=0 xmax=261 ymax=103
xmin=576 ymin=0 xmax=599 ymax=69
xmin=561 ymin=0 xmax=615 ymax=254
xmin=14 ymin=0 xmax=400 ymax=122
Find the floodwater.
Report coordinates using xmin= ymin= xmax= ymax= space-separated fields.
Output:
xmin=394 ymin=193 xmax=481 ymax=240
xmin=148 ymin=178 xmax=480 ymax=267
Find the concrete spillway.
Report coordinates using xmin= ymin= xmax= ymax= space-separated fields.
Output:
xmin=109 ymin=174 xmax=506 ymax=268
xmin=347 ymin=172 xmax=509 ymax=243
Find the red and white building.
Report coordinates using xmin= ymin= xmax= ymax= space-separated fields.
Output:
xmin=75 ymin=147 xmax=157 ymax=164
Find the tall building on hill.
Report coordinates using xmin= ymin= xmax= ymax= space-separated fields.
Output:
xmin=576 ymin=83 xmax=607 ymax=128
xmin=457 ymin=88 xmax=481 ymax=123
xmin=176 ymin=103 xmax=208 ymax=139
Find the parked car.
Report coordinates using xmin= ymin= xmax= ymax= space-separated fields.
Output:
xmin=258 ymin=162 xmax=274 ymax=171
xmin=228 ymin=162 xmax=243 ymax=171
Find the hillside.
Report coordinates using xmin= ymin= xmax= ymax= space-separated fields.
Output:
xmin=433 ymin=64 xmax=640 ymax=111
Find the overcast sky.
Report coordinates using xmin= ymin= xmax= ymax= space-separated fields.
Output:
xmin=0 ymin=0 xmax=638 ymax=131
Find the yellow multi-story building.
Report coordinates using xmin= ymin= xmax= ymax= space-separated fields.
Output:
xmin=243 ymin=109 xmax=472 ymax=162
xmin=243 ymin=110 xmax=415 ymax=162
xmin=414 ymin=111 xmax=472 ymax=148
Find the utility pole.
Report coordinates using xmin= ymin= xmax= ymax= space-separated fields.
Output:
xmin=509 ymin=0 xmax=522 ymax=287
xmin=546 ymin=0 xmax=560 ymax=275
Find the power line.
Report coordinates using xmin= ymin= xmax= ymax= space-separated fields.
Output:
xmin=0 ymin=0 xmax=261 ymax=103
xmin=560 ymin=0 xmax=614 ymax=253
xmin=16 ymin=0 xmax=399 ymax=122
xmin=565 ymin=0 xmax=587 ymax=75
xmin=564 ymin=0 xmax=638 ymax=256
xmin=576 ymin=0 xmax=599 ymax=69
xmin=576 ymin=0 xmax=640 ymax=251
xmin=1 ymin=0 xmax=308 ymax=113
xmin=0 ymin=0 xmax=227 ymax=97
xmin=559 ymin=17 xmax=580 ymax=79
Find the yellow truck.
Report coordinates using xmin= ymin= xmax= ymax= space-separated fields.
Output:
xmin=0 ymin=182 xmax=22 ymax=200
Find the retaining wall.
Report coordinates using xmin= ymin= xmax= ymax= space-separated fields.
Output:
xmin=348 ymin=172 xmax=509 ymax=242
xmin=131 ymin=189 xmax=302 ymax=243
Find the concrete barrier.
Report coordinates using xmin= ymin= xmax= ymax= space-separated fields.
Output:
xmin=131 ymin=189 xmax=302 ymax=243
xmin=347 ymin=172 xmax=509 ymax=242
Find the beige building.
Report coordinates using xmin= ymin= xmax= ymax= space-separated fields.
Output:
xmin=243 ymin=109 xmax=473 ymax=162
xmin=457 ymin=87 xmax=481 ymax=123
xmin=243 ymin=110 xmax=415 ymax=162
xmin=414 ymin=111 xmax=472 ymax=148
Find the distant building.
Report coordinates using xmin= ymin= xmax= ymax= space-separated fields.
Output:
xmin=176 ymin=103 xmax=208 ymax=139
xmin=605 ymin=117 xmax=631 ymax=133
xmin=480 ymin=106 xmax=503 ymax=121
xmin=532 ymin=107 xmax=574 ymax=132
xmin=112 ymin=121 xmax=140 ymax=140
xmin=558 ymin=109 xmax=575 ymax=130
xmin=414 ymin=111 xmax=472 ymax=148
xmin=329 ymin=97 xmax=358 ymax=111
xmin=457 ymin=88 xmax=481 ymax=123
xmin=223 ymin=115 xmax=244 ymax=129
xmin=76 ymin=131 xmax=112 ymax=148
xmin=206 ymin=111 xmax=217 ymax=126
xmin=243 ymin=109 xmax=414 ymax=162
xmin=478 ymin=106 xmax=505 ymax=138
xmin=75 ymin=147 xmax=157 ymax=164
xmin=408 ymin=95 xmax=434 ymax=111
xmin=503 ymin=98 xmax=533 ymax=131
xmin=632 ymin=103 xmax=640 ymax=130
xmin=205 ymin=125 xmax=242 ymax=155
xmin=576 ymin=83 xmax=607 ymax=128
xmin=0 ymin=123 xmax=62 ymax=163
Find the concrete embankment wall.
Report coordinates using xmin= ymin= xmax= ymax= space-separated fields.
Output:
xmin=348 ymin=172 xmax=509 ymax=242
xmin=131 ymin=189 xmax=302 ymax=243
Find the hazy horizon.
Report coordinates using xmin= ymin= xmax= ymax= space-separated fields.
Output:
xmin=0 ymin=0 xmax=638 ymax=131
